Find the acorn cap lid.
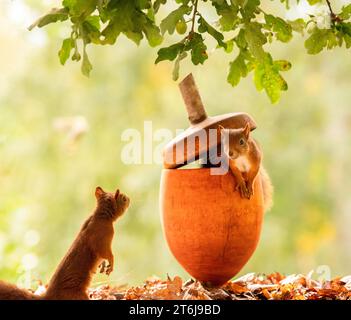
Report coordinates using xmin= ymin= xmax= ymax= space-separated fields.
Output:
xmin=163 ymin=74 xmax=257 ymax=169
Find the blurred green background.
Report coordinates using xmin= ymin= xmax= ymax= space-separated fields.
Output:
xmin=1 ymin=0 xmax=351 ymax=289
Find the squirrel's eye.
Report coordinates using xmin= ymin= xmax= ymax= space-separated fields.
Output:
xmin=239 ymin=138 xmax=245 ymax=146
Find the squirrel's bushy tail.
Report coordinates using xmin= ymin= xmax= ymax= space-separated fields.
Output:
xmin=0 ymin=281 xmax=40 ymax=300
xmin=260 ymin=166 xmax=273 ymax=213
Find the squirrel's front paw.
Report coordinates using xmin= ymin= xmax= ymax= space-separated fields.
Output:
xmin=246 ymin=183 xmax=254 ymax=199
xmin=236 ymin=181 xmax=249 ymax=199
xmin=99 ymin=261 xmax=107 ymax=274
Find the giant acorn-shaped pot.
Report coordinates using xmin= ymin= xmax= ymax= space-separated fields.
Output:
xmin=159 ymin=74 xmax=264 ymax=286
xmin=160 ymin=168 xmax=264 ymax=286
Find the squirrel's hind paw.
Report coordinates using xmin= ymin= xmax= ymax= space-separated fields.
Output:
xmin=106 ymin=264 xmax=113 ymax=276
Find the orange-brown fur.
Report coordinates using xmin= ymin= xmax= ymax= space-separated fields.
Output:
xmin=0 ymin=281 xmax=40 ymax=300
xmin=0 ymin=186 xmax=130 ymax=300
xmin=219 ymin=123 xmax=262 ymax=199
xmin=45 ymin=187 xmax=129 ymax=300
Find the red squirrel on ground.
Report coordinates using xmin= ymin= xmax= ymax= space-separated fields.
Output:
xmin=0 ymin=186 xmax=130 ymax=300
xmin=219 ymin=124 xmax=273 ymax=211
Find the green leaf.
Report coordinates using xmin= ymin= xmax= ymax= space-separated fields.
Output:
xmin=305 ymin=28 xmax=326 ymax=54
xmin=160 ymin=5 xmax=191 ymax=35
xmin=254 ymin=54 xmax=289 ymax=104
xmin=85 ymin=15 xmax=100 ymax=29
xmin=136 ymin=0 xmax=152 ymax=10
xmin=143 ymin=19 xmax=163 ymax=47
xmin=288 ymin=19 xmax=306 ymax=35
xmin=340 ymin=4 xmax=351 ymax=20
xmin=176 ymin=0 xmax=191 ymax=3
xmin=211 ymin=1 xmax=239 ymax=31
xmin=124 ymin=31 xmax=143 ymax=45
xmin=344 ymin=34 xmax=351 ymax=48
xmin=82 ymin=15 xmax=101 ymax=44
xmin=186 ymin=33 xmax=208 ymax=65
xmin=198 ymin=16 xmax=226 ymax=49
xmin=155 ymin=43 xmax=185 ymax=63
xmin=338 ymin=22 xmax=351 ymax=49
xmin=72 ymin=43 xmax=81 ymax=61
xmin=235 ymin=29 xmax=247 ymax=49
xmin=101 ymin=2 xmax=131 ymax=45
xmin=305 ymin=28 xmax=337 ymax=54
xmin=240 ymin=0 xmax=260 ymax=21
xmin=307 ymin=0 xmax=322 ymax=4
xmin=147 ymin=6 xmax=156 ymax=22
xmin=274 ymin=60 xmax=292 ymax=71
xmin=211 ymin=0 xmax=225 ymax=4
xmin=265 ymin=14 xmax=292 ymax=42
xmin=101 ymin=1 xmax=162 ymax=47
xmin=101 ymin=19 xmax=122 ymax=45
xmin=326 ymin=31 xmax=338 ymax=49
xmin=244 ymin=22 xmax=267 ymax=61
xmin=62 ymin=0 xmax=97 ymax=17
xmin=58 ymin=38 xmax=73 ymax=65
xmin=254 ymin=62 xmax=264 ymax=91
xmin=225 ymin=39 xmax=234 ymax=53
xmin=97 ymin=2 xmax=110 ymax=23
xmin=172 ymin=51 xmax=187 ymax=81
xmin=153 ymin=0 xmax=167 ymax=13
xmin=28 ymin=8 xmax=68 ymax=30
xmin=81 ymin=49 xmax=93 ymax=77
xmin=227 ymin=52 xmax=248 ymax=87
xmin=339 ymin=22 xmax=351 ymax=37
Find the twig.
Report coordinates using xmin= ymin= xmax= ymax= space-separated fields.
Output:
xmin=325 ymin=0 xmax=335 ymax=17
xmin=325 ymin=0 xmax=341 ymax=23
xmin=190 ymin=0 xmax=199 ymax=34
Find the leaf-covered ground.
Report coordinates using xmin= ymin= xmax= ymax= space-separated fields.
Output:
xmin=87 ymin=273 xmax=351 ymax=300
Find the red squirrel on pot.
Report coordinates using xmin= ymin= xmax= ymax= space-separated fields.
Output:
xmin=218 ymin=123 xmax=273 ymax=211
xmin=0 ymin=186 xmax=130 ymax=300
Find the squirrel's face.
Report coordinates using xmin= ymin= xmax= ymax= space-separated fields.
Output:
xmin=95 ymin=187 xmax=130 ymax=220
xmin=219 ymin=123 xmax=250 ymax=159
xmin=115 ymin=191 xmax=130 ymax=218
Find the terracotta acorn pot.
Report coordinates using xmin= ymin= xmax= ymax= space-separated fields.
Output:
xmin=160 ymin=168 xmax=264 ymax=286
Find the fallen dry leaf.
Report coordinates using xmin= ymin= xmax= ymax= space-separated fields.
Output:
xmin=86 ymin=273 xmax=351 ymax=300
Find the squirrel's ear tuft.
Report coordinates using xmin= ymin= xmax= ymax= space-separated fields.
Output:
xmin=114 ymin=189 xmax=120 ymax=201
xmin=243 ymin=123 xmax=250 ymax=139
xmin=95 ymin=186 xmax=104 ymax=199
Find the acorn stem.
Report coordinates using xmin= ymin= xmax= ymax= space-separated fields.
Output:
xmin=179 ymin=73 xmax=208 ymax=125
